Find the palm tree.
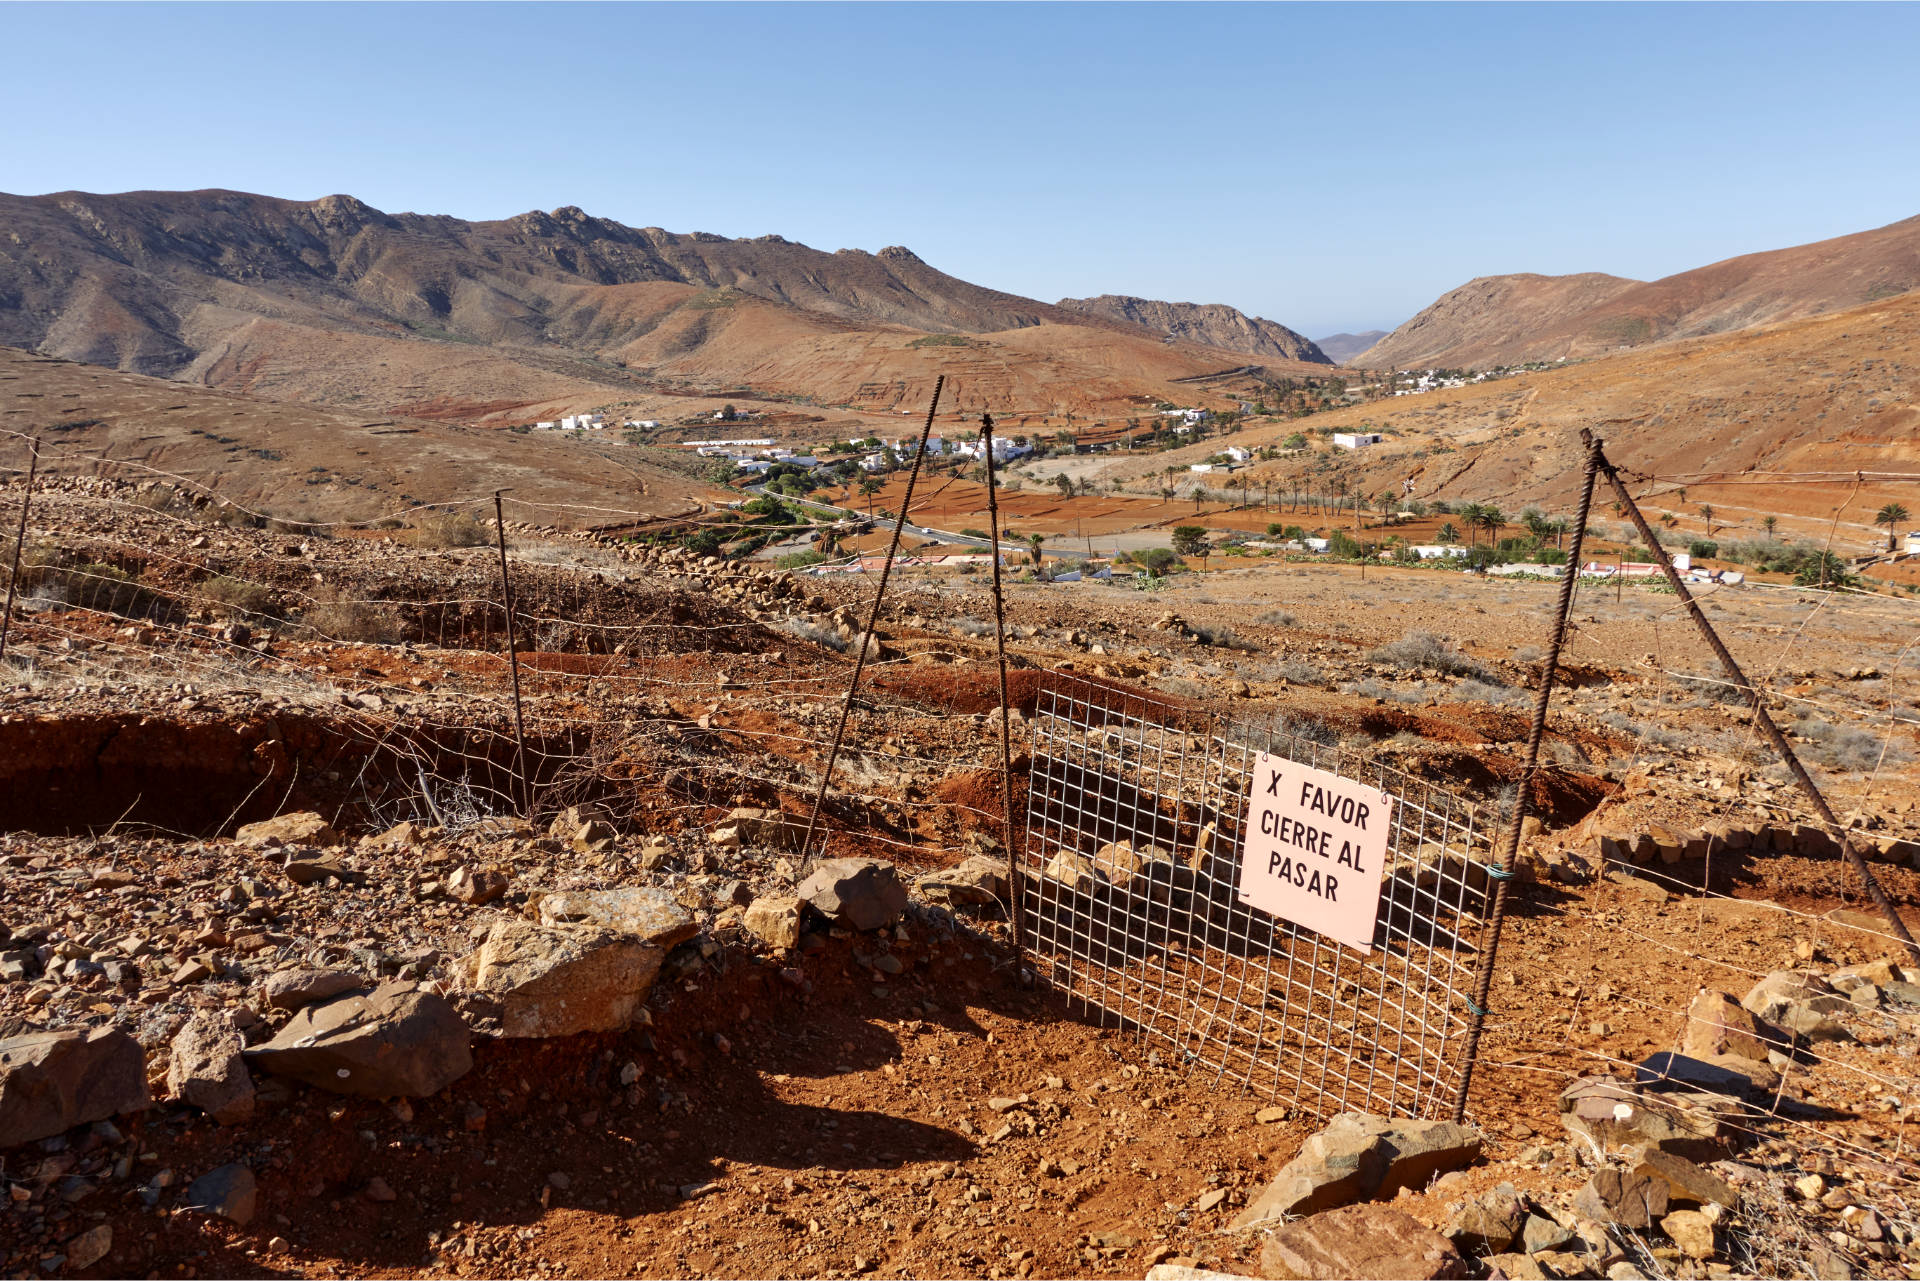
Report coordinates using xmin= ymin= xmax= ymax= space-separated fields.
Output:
xmin=1027 ymin=532 xmax=1045 ymax=567
xmin=1875 ymin=502 xmax=1910 ymax=553
xmin=1438 ymin=522 xmax=1460 ymax=545
xmin=1698 ymin=504 xmax=1716 ymax=536
xmin=1475 ymin=504 xmax=1507 ymax=546
xmin=858 ymin=474 xmax=883 ymax=517
xmin=1457 ymin=502 xmax=1487 ymax=548
xmin=1160 ymin=485 xmax=1175 ymax=506
xmin=1762 ymin=515 xmax=1778 ymax=539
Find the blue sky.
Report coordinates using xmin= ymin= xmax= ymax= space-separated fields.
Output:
xmin=6 ymin=2 xmax=1918 ymax=336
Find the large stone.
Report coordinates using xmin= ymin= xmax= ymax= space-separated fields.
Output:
xmin=1042 ymin=850 xmax=1106 ymax=893
xmin=453 ymin=920 xmax=670 ymax=1038
xmin=236 ymin=811 xmax=342 ymax=848
xmin=184 ymin=1162 xmax=256 ymax=1226
xmin=1557 ymin=1077 xmax=1730 ymax=1160
xmin=0 ymin=1028 xmax=150 ymax=1149
xmin=1444 ymin=1182 xmax=1526 ymax=1254
xmin=66 ymin=1223 xmax=112 ymax=1270
xmin=1634 ymin=1149 xmax=1738 ymax=1208
xmin=1661 ymin=1209 xmax=1718 ymax=1260
xmin=447 ymin=866 xmax=509 ymax=905
xmin=1740 ymin=971 xmax=1849 ymax=1023
xmin=1481 ymin=1255 xmax=1551 ymax=1281
xmin=546 ymin=804 xmax=614 ymax=840
xmin=916 ymin=855 xmax=1010 ymax=907
xmin=798 ymin=858 xmax=908 ymax=931
xmin=168 ymin=1012 xmax=254 ymax=1125
xmin=246 ymin=982 xmax=471 ymax=1098
xmin=1572 ymin=1166 xmax=1670 ymax=1229
xmin=1234 ymin=1113 xmax=1482 ymax=1228
xmin=1682 ymin=990 xmax=1776 ymax=1063
xmin=741 ymin=896 xmax=806 ymax=950
xmin=1259 ymin=1203 xmax=1470 ymax=1280
xmin=258 ymin=968 xmax=365 ymax=1012
xmin=1635 ymin=1051 xmax=1779 ymax=1098
xmin=533 ymin=886 xmax=697 ymax=946
xmin=1091 ymin=839 xmax=1173 ymax=887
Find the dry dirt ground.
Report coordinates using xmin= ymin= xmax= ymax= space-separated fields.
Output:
xmin=1 ymin=478 xmax=1917 ymax=1280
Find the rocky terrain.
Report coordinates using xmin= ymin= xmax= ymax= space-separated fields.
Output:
xmin=1357 ymin=214 xmax=1920 ymax=370
xmin=0 ymin=452 xmax=1916 ymax=1278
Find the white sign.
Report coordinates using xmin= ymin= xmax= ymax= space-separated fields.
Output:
xmin=1237 ymin=752 xmax=1393 ymax=954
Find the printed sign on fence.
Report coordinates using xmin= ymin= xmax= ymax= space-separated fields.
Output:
xmin=1238 ymin=751 xmax=1393 ymax=953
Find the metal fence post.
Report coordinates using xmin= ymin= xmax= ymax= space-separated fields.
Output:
xmin=1452 ymin=433 xmax=1603 ymax=1122
xmin=1593 ymin=438 xmax=1920 ymax=968
xmin=492 ymin=492 xmax=532 ymax=817
xmin=800 ymin=376 xmax=946 ymax=871
xmin=980 ymin=412 xmax=1026 ymax=955
xmin=0 ymin=435 xmax=41 ymax=666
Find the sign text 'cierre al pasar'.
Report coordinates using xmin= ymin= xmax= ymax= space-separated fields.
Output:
xmin=1237 ymin=752 xmax=1393 ymax=954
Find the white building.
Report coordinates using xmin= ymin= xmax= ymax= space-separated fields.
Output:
xmin=1188 ymin=463 xmax=1217 ymax=473
xmin=534 ymin=421 xmax=557 ymax=431
xmin=1333 ymin=432 xmax=1383 ymax=450
xmin=1906 ymin=531 xmax=1920 ymax=555
xmin=858 ymin=453 xmax=889 ymax=473
xmin=1222 ymin=446 xmax=1252 ymax=464
xmin=1408 ymin=545 xmax=1469 ymax=560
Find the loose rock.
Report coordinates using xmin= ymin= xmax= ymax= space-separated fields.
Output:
xmin=167 ymin=1012 xmax=255 ymax=1125
xmin=247 ymin=982 xmax=472 ymax=1098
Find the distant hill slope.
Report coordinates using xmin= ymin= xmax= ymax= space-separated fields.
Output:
xmin=0 ymin=189 xmax=1334 ymax=421
xmin=0 ymin=347 xmax=723 ymax=529
xmin=1056 ymin=295 xmax=1330 ymax=364
xmin=1358 ymin=214 xmax=1920 ymax=369
xmin=1313 ymin=330 xmax=1390 ymax=364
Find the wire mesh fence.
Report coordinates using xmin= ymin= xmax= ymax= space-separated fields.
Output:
xmin=1020 ymin=673 xmax=1495 ymax=1122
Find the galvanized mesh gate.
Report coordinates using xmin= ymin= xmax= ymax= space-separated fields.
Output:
xmin=1019 ymin=675 xmax=1496 ymax=1122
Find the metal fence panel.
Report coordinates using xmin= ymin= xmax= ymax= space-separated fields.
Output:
xmin=1020 ymin=675 xmax=1493 ymax=1121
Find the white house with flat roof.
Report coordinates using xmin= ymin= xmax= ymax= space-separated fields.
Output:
xmin=1333 ymin=432 xmax=1383 ymax=450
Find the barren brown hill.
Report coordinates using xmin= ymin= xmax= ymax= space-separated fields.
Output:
xmin=0 ymin=346 xmax=725 ymax=529
xmin=1353 ymin=273 xmax=1641 ymax=369
xmin=1358 ymin=213 xmax=1920 ymax=370
xmin=0 ymin=188 xmax=1334 ymax=423
xmin=1097 ymin=288 xmax=1920 ymax=550
xmin=1055 ymin=295 xmax=1331 ymax=363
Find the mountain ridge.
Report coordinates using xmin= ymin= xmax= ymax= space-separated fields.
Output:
xmin=1055 ymin=295 xmax=1331 ymax=364
xmin=1357 ymin=214 xmax=1920 ymax=369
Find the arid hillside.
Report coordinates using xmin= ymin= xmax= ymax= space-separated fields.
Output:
xmin=1055 ymin=295 xmax=1331 ymax=363
xmin=0 ymin=347 xmax=725 ymax=529
xmin=1096 ymin=288 xmax=1920 ymax=549
xmin=0 ymin=189 xmax=1333 ymax=423
xmin=1359 ymin=213 xmax=1920 ymax=369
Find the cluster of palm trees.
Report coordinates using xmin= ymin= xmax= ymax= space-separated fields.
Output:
xmin=1441 ymin=503 xmax=1508 ymax=548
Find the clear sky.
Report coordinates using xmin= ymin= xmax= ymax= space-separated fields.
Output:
xmin=6 ymin=2 xmax=1919 ymax=337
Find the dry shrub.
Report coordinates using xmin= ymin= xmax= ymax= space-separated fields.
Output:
xmin=302 ymin=591 xmax=399 ymax=644
xmin=199 ymin=575 xmax=278 ymax=619
xmin=405 ymin=513 xmax=492 ymax=548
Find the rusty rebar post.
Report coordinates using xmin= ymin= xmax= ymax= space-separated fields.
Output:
xmin=0 ymin=436 xmax=40 ymax=666
xmin=980 ymin=412 xmax=1026 ymax=955
xmin=493 ymin=491 xmax=532 ymax=817
xmin=1452 ymin=433 xmax=1603 ymax=1123
xmin=800 ymin=376 xmax=946 ymax=871
xmin=1592 ymin=436 xmax=1920 ymax=968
